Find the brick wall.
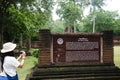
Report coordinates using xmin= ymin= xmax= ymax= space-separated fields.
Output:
xmin=102 ymin=31 xmax=113 ymax=63
xmin=38 ymin=29 xmax=114 ymax=65
xmin=38 ymin=29 xmax=51 ymax=65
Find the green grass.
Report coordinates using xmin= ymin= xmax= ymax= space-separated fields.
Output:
xmin=114 ymin=46 xmax=120 ymax=68
xmin=17 ymin=56 xmax=37 ymax=80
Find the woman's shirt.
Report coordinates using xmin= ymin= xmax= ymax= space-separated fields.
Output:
xmin=3 ymin=56 xmax=20 ymax=77
xmin=0 ymin=59 xmax=6 ymax=76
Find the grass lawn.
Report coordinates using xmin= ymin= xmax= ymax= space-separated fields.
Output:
xmin=17 ymin=56 xmax=37 ymax=80
xmin=114 ymin=46 xmax=120 ymax=68
xmin=17 ymin=46 xmax=120 ymax=80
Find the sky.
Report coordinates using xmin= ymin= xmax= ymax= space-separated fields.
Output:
xmin=104 ymin=0 xmax=120 ymax=13
xmin=52 ymin=0 xmax=120 ymax=21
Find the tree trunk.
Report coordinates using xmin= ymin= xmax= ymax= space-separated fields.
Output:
xmin=28 ymin=37 xmax=31 ymax=50
xmin=1 ymin=25 xmax=3 ymax=47
xmin=0 ymin=31 xmax=1 ymax=48
xmin=19 ymin=33 xmax=23 ymax=49
xmin=0 ymin=14 xmax=3 ymax=48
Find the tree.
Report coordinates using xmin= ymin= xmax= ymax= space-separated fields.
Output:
xmin=0 ymin=0 xmax=54 ymax=48
xmin=50 ymin=20 xmax=65 ymax=32
xmin=56 ymin=0 xmax=82 ymax=32
xmin=0 ymin=0 xmax=13 ymax=46
xmin=83 ymin=11 xmax=120 ymax=33
xmin=112 ymin=16 xmax=120 ymax=35
xmin=56 ymin=0 xmax=107 ymax=32
xmin=87 ymin=0 xmax=106 ymax=12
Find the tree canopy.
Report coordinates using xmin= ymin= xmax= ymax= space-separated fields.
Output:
xmin=52 ymin=0 xmax=120 ymax=34
xmin=83 ymin=11 xmax=120 ymax=32
xmin=0 ymin=0 xmax=120 ymax=48
xmin=0 ymin=0 xmax=54 ymax=42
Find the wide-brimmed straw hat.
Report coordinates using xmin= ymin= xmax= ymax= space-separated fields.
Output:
xmin=1 ymin=42 xmax=16 ymax=53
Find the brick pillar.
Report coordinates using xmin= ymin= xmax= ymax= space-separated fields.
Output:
xmin=38 ymin=29 xmax=51 ymax=65
xmin=102 ymin=30 xmax=114 ymax=64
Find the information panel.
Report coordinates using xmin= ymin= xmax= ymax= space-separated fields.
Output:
xmin=53 ymin=35 xmax=101 ymax=63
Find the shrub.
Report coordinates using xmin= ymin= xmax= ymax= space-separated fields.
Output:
xmin=29 ymin=49 xmax=39 ymax=58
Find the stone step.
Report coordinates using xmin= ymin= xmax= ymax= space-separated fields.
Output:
xmin=32 ymin=69 xmax=120 ymax=76
xmin=32 ymin=64 xmax=120 ymax=76
xmin=26 ymin=64 xmax=120 ymax=80
xmin=27 ymin=75 xmax=120 ymax=80
xmin=37 ymin=63 xmax=114 ymax=68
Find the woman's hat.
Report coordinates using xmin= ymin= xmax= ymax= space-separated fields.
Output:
xmin=1 ymin=42 xmax=16 ymax=53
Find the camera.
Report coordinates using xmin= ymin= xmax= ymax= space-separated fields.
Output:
xmin=19 ymin=51 xmax=23 ymax=54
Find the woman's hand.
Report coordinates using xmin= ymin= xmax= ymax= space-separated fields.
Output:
xmin=17 ymin=54 xmax=22 ymax=60
xmin=18 ymin=51 xmax=26 ymax=68
xmin=21 ymin=51 xmax=26 ymax=59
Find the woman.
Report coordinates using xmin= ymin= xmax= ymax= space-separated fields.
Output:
xmin=0 ymin=42 xmax=26 ymax=80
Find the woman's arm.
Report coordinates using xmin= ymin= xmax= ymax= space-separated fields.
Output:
xmin=17 ymin=51 xmax=26 ymax=68
xmin=17 ymin=54 xmax=22 ymax=60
